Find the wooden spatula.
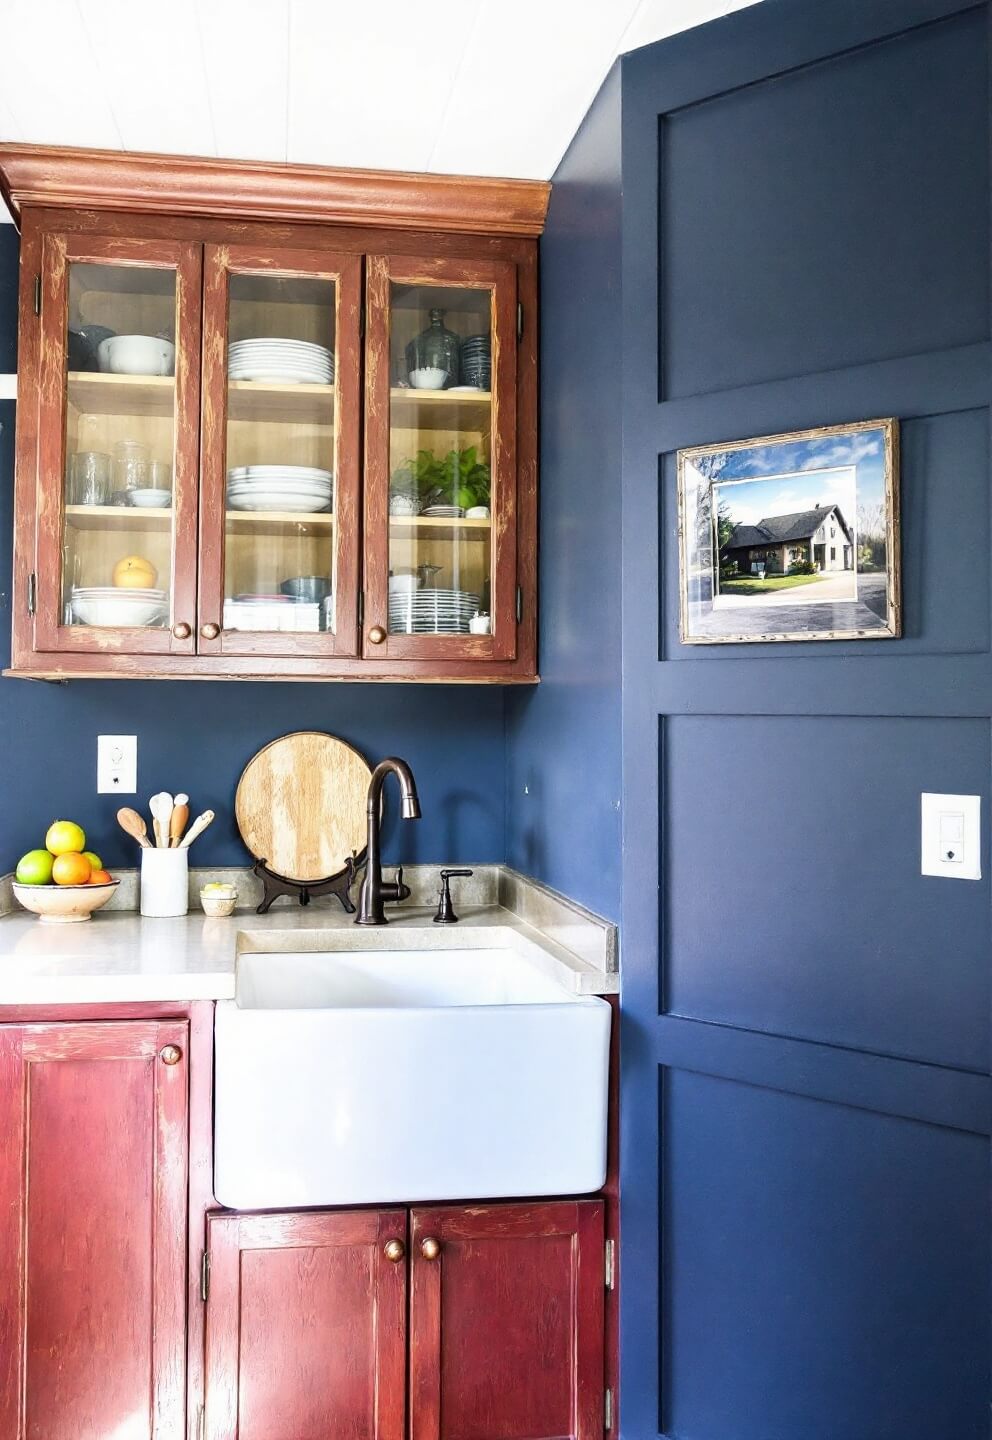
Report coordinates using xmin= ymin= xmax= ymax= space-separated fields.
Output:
xmin=169 ymin=803 xmax=189 ymax=848
xmin=117 ymin=807 xmax=152 ymax=849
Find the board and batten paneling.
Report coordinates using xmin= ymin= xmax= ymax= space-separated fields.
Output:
xmin=610 ymin=1 xmax=992 ymax=1436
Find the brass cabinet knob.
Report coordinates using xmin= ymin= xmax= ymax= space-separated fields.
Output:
xmin=383 ymin=1238 xmax=405 ymax=1263
xmin=368 ymin=625 xmax=387 ymax=645
xmin=420 ymin=1236 xmax=441 ymax=1261
xmin=200 ymin=622 xmax=220 ymax=640
xmin=160 ymin=1044 xmax=182 ymax=1066
xmin=171 ymin=621 xmax=191 ymax=639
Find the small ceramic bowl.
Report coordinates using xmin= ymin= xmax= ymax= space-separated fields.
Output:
xmin=13 ymin=879 xmax=119 ymax=924
xmin=129 ymin=488 xmax=172 ymax=508
xmin=98 ymin=334 xmax=176 ymax=377
xmin=408 ymin=366 xmax=448 ymax=390
xmin=200 ymin=886 xmax=238 ymax=917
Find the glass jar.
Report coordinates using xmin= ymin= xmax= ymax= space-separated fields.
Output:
xmin=405 ymin=309 xmax=460 ymax=388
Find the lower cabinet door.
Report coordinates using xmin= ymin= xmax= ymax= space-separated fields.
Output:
xmin=203 ymin=1209 xmax=408 ymax=1440
xmin=409 ymin=1200 xmax=605 ymax=1440
xmin=0 ymin=1019 xmax=190 ymax=1440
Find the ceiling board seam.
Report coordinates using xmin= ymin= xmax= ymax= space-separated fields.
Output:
xmin=425 ymin=0 xmax=485 ymax=173
xmin=73 ymin=0 xmax=125 ymax=149
xmin=192 ymin=2 xmax=220 ymax=158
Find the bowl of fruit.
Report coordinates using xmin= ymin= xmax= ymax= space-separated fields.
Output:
xmin=13 ymin=820 xmax=119 ymax=923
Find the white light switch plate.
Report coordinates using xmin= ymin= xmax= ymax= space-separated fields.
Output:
xmin=921 ymin=792 xmax=980 ymax=880
xmin=97 ymin=735 xmax=137 ymax=795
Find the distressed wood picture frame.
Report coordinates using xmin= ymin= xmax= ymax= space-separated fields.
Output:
xmin=677 ymin=418 xmax=901 ymax=644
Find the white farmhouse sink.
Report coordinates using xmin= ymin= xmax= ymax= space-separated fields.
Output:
xmin=213 ymin=947 xmax=611 ymax=1208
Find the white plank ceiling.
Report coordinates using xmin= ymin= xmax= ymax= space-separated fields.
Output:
xmin=0 ymin=0 xmax=758 ymax=221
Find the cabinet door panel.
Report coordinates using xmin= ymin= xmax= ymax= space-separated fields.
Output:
xmin=364 ymin=252 xmax=518 ymax=664
xmin=0 ymin=1019 xmax=189 ymax=1440
xmin=410 ymin=1201 xmax=604 ymax=1440
xmin=198 ymin=244 xmax=362 ymax=660
xmin=33 ymin=231 xmax=202 ymax=656
xmin=204 ymin=1209 xmax=407 ymax=1440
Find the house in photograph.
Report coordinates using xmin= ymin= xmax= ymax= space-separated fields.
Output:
xmin=721 ymin=503 xmax=854 ymax=576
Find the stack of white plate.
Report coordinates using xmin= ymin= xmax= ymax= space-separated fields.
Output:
xmin=388 ymin=587 xmax=479 ymax=635
xmin=228 ymin=338 xmax=334 ymax=385
xmin=227 ymin=466 xmax=333 ymax=513
xmin=422 ymin=504 xmax=465 ymax=518
xmin=72 ymin=586 xmax=168 ymax=627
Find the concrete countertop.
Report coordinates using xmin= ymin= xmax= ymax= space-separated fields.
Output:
xmin=0 ymin=893 xmax=618 ymax=1006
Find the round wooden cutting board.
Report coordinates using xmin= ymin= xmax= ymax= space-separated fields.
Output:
xmin=235 ymin=732 xmax=372 ymax=884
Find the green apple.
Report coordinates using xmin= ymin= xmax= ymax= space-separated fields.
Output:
xmin=16 ymin=849 xmax=55 ymax=885
xmin=82 ymin=850 xmax=103 ymax=871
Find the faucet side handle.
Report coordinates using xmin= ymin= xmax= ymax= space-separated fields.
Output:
xmin=434 ymin=868 xmax=474 ymax=925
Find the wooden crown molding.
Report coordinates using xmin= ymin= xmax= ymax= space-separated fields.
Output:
xmin=0 ymin=144 xmax=550 ymax=238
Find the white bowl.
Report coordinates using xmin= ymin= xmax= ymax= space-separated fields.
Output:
xmin=200 ymin=888 xmax=238 ymax=917
xmin=129 ymin=488 xmax=172 ymax=508
xmin=73 ymin=597 xmax=166 ymax=626
xmin=98 ymin=335 xmax=176 ymax=377
xmin=408 ymin=367 xmax=448 ymax=390
xmin=389 ymin=573 xmax=419 ymax=594
xmin=13 ymin=879 xmax=119 ymax=923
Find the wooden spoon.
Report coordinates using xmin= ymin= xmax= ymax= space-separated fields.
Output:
xmin=178 ymin=809 xmax=215 ymax=849
xmin=169 ymin=803 xmax=189 ymax=848
xmin=149 ymin=792 xmax=174 ymax=849
xmin=117 ymin=807 xmax=152 ymax=850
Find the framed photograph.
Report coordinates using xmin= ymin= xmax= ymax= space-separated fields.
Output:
xmin=677 ymin=418 xmax=900 ymax=644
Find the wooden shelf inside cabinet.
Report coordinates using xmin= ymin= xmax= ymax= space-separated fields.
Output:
xmin=389 ymin=388 xmax=491 ymax=430
xmin=389 ymin=515 xmax=492 ymax=543
xmin=225 ymin=510 xmax=335 ymax=533
xmin=228 ymin=380 xmax=335 ymax=424
xmin=65 ymin=504 xmax=173 ymax=531
xmin=68 ymin=371 xmax=175 ymax=417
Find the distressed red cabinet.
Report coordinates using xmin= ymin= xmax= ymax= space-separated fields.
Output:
xmin=1 ymin=145 xmax=543 ymax=683
xmin=200 ymin=1199 xmax=604 ymax=1440
xmin=203 ymin=1209 xmax=407 ymax=1440
xmin=0 ymin=1019 xmax=189 ymax=1440
xmin=410 ymin=1201 xmax=605 ymax=1440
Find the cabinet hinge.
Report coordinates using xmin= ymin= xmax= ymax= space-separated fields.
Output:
xmin=604 ymin=1387 xmax=614 ymax=1431
xmin=516 ymin=300 xmax=523 ymax=343
xmin=33 ymin=274 xmax=41 ymax=316
xmin=27 ymin=572 xmax=36 ymax=615
xmin=515 ymin=584 xmax=523 ymax=624
xmin=604 ymin=1237 xmax=616 ymax=1291
xmin=200 ymin=1249 xmax=210 ymax=1302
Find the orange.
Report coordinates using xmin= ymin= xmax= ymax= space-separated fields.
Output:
xmin=88 ymin=869 xmax=113 ymax=885
xmin=113 ymin=555 xmax=158 ymax=589
xmin=46 ymin=819 xmax=86 ymax=855
xmin=52 ymin=852 xmax=92 ymax=886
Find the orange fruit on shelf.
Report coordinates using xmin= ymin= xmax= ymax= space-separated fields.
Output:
xmin=113 ymin=555 xmax=158 ymax=589
xmin=52 ymin=852 xmax=92 ymax=886
xmin=88 ymin=868 xmax=113 ymax=885
xmin=46 ymin=819 xmax=86 ymax=855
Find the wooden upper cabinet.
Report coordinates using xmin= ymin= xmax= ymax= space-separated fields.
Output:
xmin=409 ymin=1201 xmax=605 ymax=1440
xmin=3 ymin=149 xmax=542 ymax=681
xmin=0 ymin=1019 xmax=189 ymax=1440
xmin=363 ymin=252 xmax=518 ymax=664
xmin=203 ymin=1209 xmax=407 ymax=1440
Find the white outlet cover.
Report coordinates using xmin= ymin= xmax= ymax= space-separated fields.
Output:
xmin=921 ymin=792 xmax=981 ymax=880
xmin=97 ymin=735 xmax=137 ymax=795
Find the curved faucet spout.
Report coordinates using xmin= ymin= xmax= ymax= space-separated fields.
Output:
xmin=356 ymin=758 xmax=421 ymax=925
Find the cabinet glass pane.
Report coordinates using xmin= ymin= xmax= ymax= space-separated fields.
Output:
xmin=62 ymin=262 xmax=177 ymax=629
xmin=223 ymin=273 xmax=337 ymax=635
xmin=388 ymin=284 xmax=492 ymax=638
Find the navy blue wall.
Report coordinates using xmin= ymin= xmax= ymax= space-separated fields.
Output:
xmin=0 ymin=227 xmax=507 ymax=871
xmin=504 ymin=63 xmax=623 ymax=922
xmin=602 ymin=1 xmax=992 ymax=1435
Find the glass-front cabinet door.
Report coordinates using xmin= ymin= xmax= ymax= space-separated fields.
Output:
xmin=197 ymin=245 xmax=362 ymax=660
xmin=33 ymin=233 xmax=201 ymax=654
xmin=363 ymin=254 xmax=518 ymax=663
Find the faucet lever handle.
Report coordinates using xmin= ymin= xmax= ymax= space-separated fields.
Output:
xmin=434 ymin=868 xmax=474 ymax=925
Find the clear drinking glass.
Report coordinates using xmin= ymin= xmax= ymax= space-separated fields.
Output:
xmin=113 ymin=438 xmax=150 ymax=492
xmin=68 ymin=450 xmax=111 ymax=505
